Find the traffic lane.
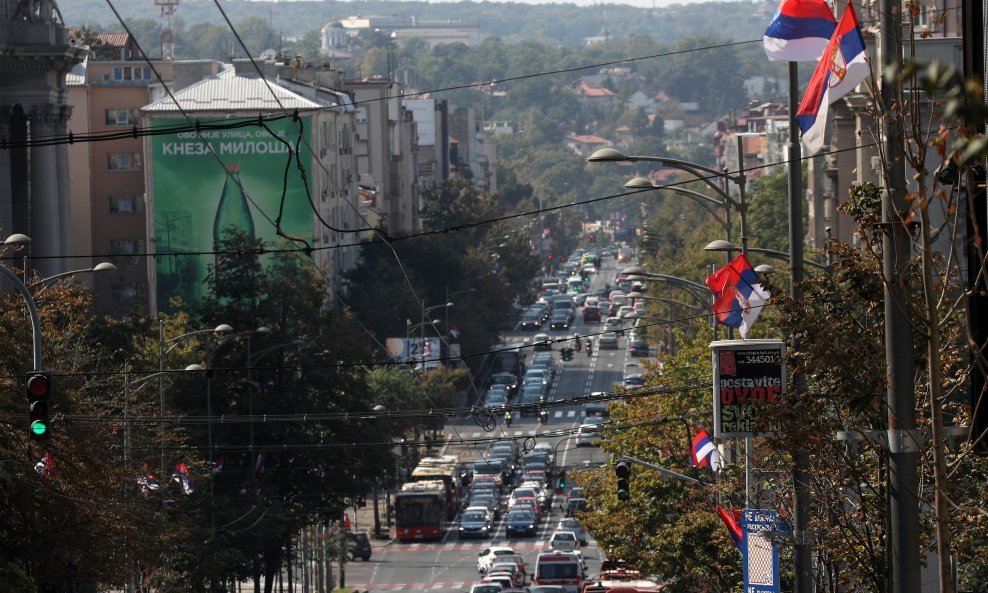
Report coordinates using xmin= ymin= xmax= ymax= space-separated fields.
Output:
xmin=342 ymin=540 xmax=489 ymax=592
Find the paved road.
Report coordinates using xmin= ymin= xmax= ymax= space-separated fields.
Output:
xmin=345 ymin=256 xmax=630 ymax=592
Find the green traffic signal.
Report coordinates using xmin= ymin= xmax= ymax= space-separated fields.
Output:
xmin=30 ymin=419 xmax=48 ymax=436
xmin=26 ymin=371 xmax=52 ymax=441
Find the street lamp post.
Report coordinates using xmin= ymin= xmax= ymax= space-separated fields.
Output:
xmin=703 ymin=240 xmax=831 ymax=273
xmin=418 ymin=302 xmax=453 ymax=368
xmin=590 ymin=145 xmax=749 ymax=252
xmin=29 ymin=262 xmax=117 ymax=295
xmin=158 ymin=323 xmax=232 ymax=485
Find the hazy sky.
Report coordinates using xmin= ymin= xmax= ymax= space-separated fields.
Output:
xmin=254 ymin=0 xmax=745 ymax=9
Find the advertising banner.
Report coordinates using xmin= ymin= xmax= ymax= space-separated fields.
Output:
xmin=149 ymin=117 xmax=313 ymax=309
xmin=741 ymin=509 xmax=781 ymax=593
xmin=386 ymin=337 xmax=442 ymax=369
xmin=711 ymin=340 xmax=786 ymax=438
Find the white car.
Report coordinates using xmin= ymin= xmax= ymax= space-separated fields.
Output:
xmin=575 ymin=417 xmax=604 ymax=447
xmin=549 ymin=530 xmax=579 ymax=552
xmin=477 ymin=545 xmax=516 ymax=573
xmin=556 ymin=517 xmax=588 ymax=546
xmin=603 ymin=316 xmax=625 ymax=336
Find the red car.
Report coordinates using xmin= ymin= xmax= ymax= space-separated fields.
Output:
xmin=583 ymin=306 xmax=602 ymax=322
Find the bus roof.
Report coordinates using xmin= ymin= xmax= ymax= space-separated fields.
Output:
xmin=417 ymin=455 xmax=459 ymax=467
xmin=399 ymin=480 xmax=446 ymax=493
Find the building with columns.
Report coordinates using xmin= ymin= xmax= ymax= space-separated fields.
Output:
xmin=0 ymin=2 xmax=85 ymax=278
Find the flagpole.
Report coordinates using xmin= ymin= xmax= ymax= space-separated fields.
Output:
xmin=787 ymin=59 xmax=813 ymax=593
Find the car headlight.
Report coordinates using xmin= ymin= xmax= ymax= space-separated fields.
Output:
xmin=458 ymin=527 xmax=465 ymax=531
xmin=529 ymin=524 xmax=535 ymax=529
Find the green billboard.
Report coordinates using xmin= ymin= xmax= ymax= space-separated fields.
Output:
xmin=150 ymin=117 xmax=313 ymax=309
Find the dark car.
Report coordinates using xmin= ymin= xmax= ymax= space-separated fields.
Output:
xmin=628 ymin=335 xmax=650 ymax=357
xmin=490 ymin=372 xmax=519 ymax=396
xmin=520 ymin=312 xmax=543 ymax=331
xmin=345 ymin=531 xmax=372 ymax=561
xmin=549 ymin=313 xmax=571 ymax=330
xmin=565 ymin=497 xmax=588 ymax=517
xmin=505 ymin=508 xmax=538 ymax=537
xmin=459 ymin=508 xmax=494 ymax=539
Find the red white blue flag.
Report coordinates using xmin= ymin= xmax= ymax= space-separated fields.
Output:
xmin=705 ymin=254 xmax=770 ymax=339
xmin=796 ymin=0 xmax=870 ymax=154
xmin=691 ymin=428 xmax=720 ymax=469
xmin=763 ymin=0 xmax=837 ymax=61
xmin=717 ymin=506 xmax=744 ymax=549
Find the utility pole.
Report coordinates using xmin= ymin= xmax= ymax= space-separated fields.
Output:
xmin=880 ymin=1 xmax=921 ymax=592
xmin=787 ymin=58 xmax=813 ymax=593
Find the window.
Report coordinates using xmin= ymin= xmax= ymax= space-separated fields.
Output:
xmin=105 ymin=108 xmax=140 ymax=127
xmin=111 ymin=282 xmax=146 ymax=305
xmin=106 ymin=152 xmax=143 ymax=171
xmin=112 ymin=66 xmax=153 ymax=81
xmin=108 ymin=195 xmax=144 ymax=214
xmin=108 ymin=239 xmax=144 ymax=255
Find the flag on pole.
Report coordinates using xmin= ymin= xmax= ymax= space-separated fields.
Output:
xmin=34 ymin=451 xmax=57 ymax=479
xmin=705 ymin=254 xmax=771 ymax=339
xmin=795 ymin=0 xmax=870 ymax=154
xmin=717 ymin=506 xmax=744 ymax=549
xmin=763 ymin=0 xmax=837 ymax=61
xmin=691 ymin=429 xmax=721 ymax=470
xmin=173 ymin=463 xmax=194 ymax=494
xmin=211 ymin=456 xmax=224 ymax=475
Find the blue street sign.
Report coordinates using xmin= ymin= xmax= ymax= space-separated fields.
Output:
xmin=740 ymin=509 xmax=781 ymax=593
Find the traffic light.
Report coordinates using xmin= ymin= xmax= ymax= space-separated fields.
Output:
xmin=561 ymin=348 xmax=574 ymax=361
xmin=26 ymin=371 xmax=51 ymax=440
xmin=556 ymin=469 xmax=567 ymax=494
xmin=615 ymin=460 xmax=631 ymax=501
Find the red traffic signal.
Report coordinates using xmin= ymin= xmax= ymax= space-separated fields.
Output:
xmin=26 ymin=371 xmax=52 ymax=440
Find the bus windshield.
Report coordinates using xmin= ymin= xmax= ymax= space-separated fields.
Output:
xmin=395 ymin=497 xmax=442 ymax=524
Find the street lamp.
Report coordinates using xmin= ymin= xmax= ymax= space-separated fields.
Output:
xmin=158 ymin=322 xmax=232 ymax=482
xmin=625 ymin=178 xmax=732 ymax=237
xmin=417 ymin=302 xmax=453 ymax=368
xmin=30 ymin=262 xmax=117 ymax=294
xmin=703 ymin=240 xmax=831 ymax=273
xmin=590 ymin=146 xmax=749 ymax=252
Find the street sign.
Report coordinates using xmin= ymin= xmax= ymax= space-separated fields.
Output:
xmin=740 ymin=509 xmax=781 ymax=593
xmin=710 ymin=340 xmax=786 ymax=438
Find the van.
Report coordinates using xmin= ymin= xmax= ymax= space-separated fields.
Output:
xmin=535 ymin=551 xmax=585 ymax=593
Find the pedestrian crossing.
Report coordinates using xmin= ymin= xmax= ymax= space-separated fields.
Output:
xmin=465 ymin=410 xmax=582 ymax=438
xmin=384 ymin=539 xmax=565 ymax=552
xmin=344 ymin=581 xmax=487 ymax=591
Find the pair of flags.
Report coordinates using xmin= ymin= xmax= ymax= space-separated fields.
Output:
xmin=706 ymin=254 xmax=771 ymax=339
xmin=764 ymin=0 xmax=871 ymax=154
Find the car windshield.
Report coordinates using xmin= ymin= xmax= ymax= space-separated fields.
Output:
xmin=508 ymin=511 xmax=533 ymax=521
xmin=473 ymin=587 xmax=502 ymax=593
xmin=463 ymin=511 xmax=487 ymax=522
xmin=554 ymin=532 xmax=576 ymax=541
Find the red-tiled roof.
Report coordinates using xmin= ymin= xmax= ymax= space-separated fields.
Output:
xmin=567 ymin=134 xmax=609 ymax=144
xmin=97 ymin=33 xmax=130 ymax=47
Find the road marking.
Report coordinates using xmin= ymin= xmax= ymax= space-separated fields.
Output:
xmin=553 ymin=411 xmax=563 ymax=418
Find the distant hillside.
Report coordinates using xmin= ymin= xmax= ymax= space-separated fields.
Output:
xmin=61 ymin=0 xmax=774 ymax=47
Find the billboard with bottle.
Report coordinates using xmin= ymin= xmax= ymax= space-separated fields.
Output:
xmin=149 ymin=117 xmax=313 ymax=309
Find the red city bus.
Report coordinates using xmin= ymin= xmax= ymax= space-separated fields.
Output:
xmin=394 ymin=480 xmax=447 ymax=542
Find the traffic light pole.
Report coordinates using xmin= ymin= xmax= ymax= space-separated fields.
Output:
xmin=617 ymin=456 xmax=707 ymax=486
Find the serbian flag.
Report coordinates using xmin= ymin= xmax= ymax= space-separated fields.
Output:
xmin=705 ymin=254 xmax=770 ymax=339
xmin=691 ymin=429 xmax=720 ymax=469
xmin=717 ymin=506 xmax=744 ymax=550
xmin=763 ymin=0 xmax=837 ymax=61
xmin=796 ymin=0 xmax=870 ymax=154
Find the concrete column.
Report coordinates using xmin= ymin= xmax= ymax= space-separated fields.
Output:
xmin=29 ymin=104 xmax=62 ymax=277
xmin=0 ymin=105 xmax=13 ymax=236
xmin=54 ymin=104 xmax=72 ymax=264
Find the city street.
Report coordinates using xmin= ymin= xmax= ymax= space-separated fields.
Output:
xmin=344 ymin=258 xmax=628 ymax=591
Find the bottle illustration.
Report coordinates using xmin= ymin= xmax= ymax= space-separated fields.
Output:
xmin=212 ymin=164 xmax=255 ymax=268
